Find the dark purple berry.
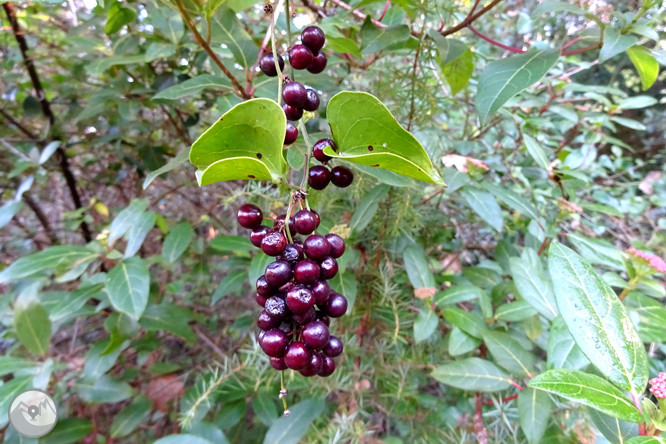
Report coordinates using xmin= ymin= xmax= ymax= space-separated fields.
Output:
xmin=264 ymin=261 xmax=293 ymax=287
xmin=261 ymin=328 xmax=289 ymax=357
xmin=331 ymin=166 xmax=354 ymax=188
xmin=282 ymin=81 xmax=307 ymax=107
xmin=279 ymin=243 xmax=304 ymax=264
xmin=300 ymin=352 xmax=323 ymax=377
xmin=264 ymin=296 xmax=288 ymax=321
xmin=294 ymin=209 xmax=317 ymax=235
xmin=250 ymin=225 xmax=270 ymax=248
xmin=319 ymin=256 xmax=338 ymax=280
xmin=318 ymin=355 xmax=335 ymax=376
xmin=303 ymin=320 xmax=330 ymax=350
xmin=308 ymin=166 xmax=331 ymax=190
xmin=261 ymin=232 xmax=287 ymax=256
xmin=270 ymin=356 xmax=288 ymax=370
xmin=292 ymin=307 xmax=316 ymax=325
xmin=284 ymin=341 xmax=312 ymax=370
xmin=317 ymin=313 xmax=330 ymax=327
xmin=256 ymin=276 xmax=275 ymax=297
xmin=313 ymin=139 xmax=336 ymax=163
xmin=260 ymin=52 xmax=285 ymax=77
xmin=286 ymin=285 xmax=315 ymax=314
xmin=310 ymin=280 xmax=331 ymax=304
xmin=256 ymin=293 xmax=268 ymax=307
xmin=237 ymin=204 xmax=263 ymax=228
xmin=323 ymin=335 xmax=343 ymax=357
xmin=325 ymin=233 xmax=345 ymax=258
xmin=294 ymin=259 xmax=320 ymax=285
xmin=258 ymin=310 xmax=281 ymax=330
xmin=304 ymin=234 xmax=331 ymax=261
xmin=283 ymin=104 xmax=304 ymax=121
xmin=274 ymin=214 xmax=297 ymax=235
xmin=303 ymin=88 xmax=320 ymax=112
xmin=325 ymin=293 xmax=347 ymax=318
xmin=289 ymin=44 xmax=313 ymax=70
xmin=307 ymin=50 xmax=327 ymax=74
xmin=284 ymin=122 xmax=298 ymax=145
xmin=301 ymin=26 xmax=326 ymax=52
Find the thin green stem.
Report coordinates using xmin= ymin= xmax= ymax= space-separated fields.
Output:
xmin=270 ymin=2 xmax=284 ymax=105
xmin=619 ymin=276 xmax=640 ymax=301
xmin=622 ymin=2 xmax=651 ymax=33
xmin=280 ymin=370 xmax=289 ymax=413
xmin=285 ymin=0 xmax=294 ymax=79
xmin=285 ymin=196 xmax=294 ymax=243
xmin=298 ymin=120 xmax=313 ymax=209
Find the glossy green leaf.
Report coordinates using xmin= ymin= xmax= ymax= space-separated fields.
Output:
xmin=510 ymin=254 xmax=558 ymax=320
xmin=0 ymin=245 xmax=98 ymax=284
xmin=518 ymin=388 xmax=552 ymax=444
xmin=567 ymin=233 xmax=624 ymax=270
xmin=435 ymin=284 xmax=482 ymax=306
xmin=483 ymin=331 xmax=535 ymax=377
xmin=124 ymin=210 xmax=157 ymax=258
xmin=110 ymin=396 xmax=153 ymax=438
xmin=442 ymin=49 xmax=474 ymax=95
xmin=476 ymin=49 xmax=560 ymax=125
xmin=627 ymin=46 xmax=659 ymax=91
xmin=523 ymin=134 xmax=551 ymax=170
xmin=432 ymin=358 xmax=513 ymax=392
xmin=495 ymin=300 xmax=538 ymax=322
xmin=547 ymin=315 xmax=589 ymax=370
xmin=105 ymin=2 xmax=137 ymax=35
xmin=154 ymin=75 xmax=232 ymax=100
xmin=414 ymin=303 xmax=438 ymax=343
xmin=208 ymin=7 xmax=257 ymax=68
xmin=462 ymin=266 xmax=501 ymax=289
xmin=209 ymin=235 xmax=254 ymax=253
xmin=361 ymin=20 xmax=411 ymax=54
xmin=40 ymin=418 xmax=93 ymax=444
xmin=529 ymin=369 xmax=643 ymax=423
xmin=15 ymin=301 xmax=51 ymax=356
xmin=350 ymin=184 xmax=390 ymax=232
xmin=442 ymin=307 xmax=488 ymax=338
xmin=448 ymin=326 xmax=481 ymax=356
xmin=326 ymin=37 xmax=362 ymax=58
xmin=75 ymin=374 xmax=134 ymax=403
xmin=548 ymin=243 xmax=648 ymax=395
xmin=324 ymin=92 xmax=444 ymax=185
xmin=143 ymin=149 xmax=190 ymax=189
xmin=211 ymin=270 xmax=247 ymax=304
xmin=429 ymin=32 xmax=467 ymax=65
xmin=599 ymin=27 xmax=638 ymax=63
xmin=109 ymin=198 xmax=149 ymax=246
xmin=262 ymin=399 xmax=325 ymax=444
xmin=403 ymin=244 xmax=436 ymax=289
xmin=625 ymin=292 xmax=666 ymax=343
xmin=483 ymin=183 xmax=543 ymax=226
xmin=140 ymin=304 xmax=196 ymax=344
xmin=189 ymin=99 xmax=288 ymax=185
xmin=163 ymin=221 xmax=195 ymax=263
xmin=106 ymin=257 xmax=150 ymax=320
xmin=461 ymin=188 xmax=503 ymax=232
xmin=590 ymin=409 xmax=638 ymax=444
xmin=625 ymin=438 xmax=666 ymax=444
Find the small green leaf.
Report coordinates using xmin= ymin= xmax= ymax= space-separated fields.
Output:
xmin=209 ymin=235 xmax=254 ymax=253
xmin=252 ymin=393 xmax=278 ymax=426
xmin=547 ymin=316 xmax=589 ymax=370
xmin=0 ymin=377 xmax=32 ymax=419
xmin=403 ymin=244 xmax=435 ymax=289
xmin=208 ymin=7 xmax=257 ymax=68
xmin=349 ymin=184 xmax=390 ymax=232
xmin=442 ymin=49 xmax=474 ymax=95
xmin=83 ymin=339 xmax=126 ymax=380
xmin=529 ymin=369 xmax=644 ymax=423
xmin=429 ymin=32 xmax=467 ymax=65
xmin=153 ymin=435 xmax=214 ymax=444
xmin=435 ymin=284 xmax=482 ymax=306
xmin=523 ymin=134 xmax=551 ymax=170
xmin=599 ymin=27 xmax=638 ymax=63
xmin=154 ymin=75 xmax=232 ymax=100
xmin=105 ymin=2 xmax=137 ymax=35
xmin=106 ymin=257 xmax=150 ymax=320
xmin=0 ymin=200 xmax=22 ymax=229
xmin=0 ymin=356 xmax=37 ymax=377
xmin=518 ymin=388 xmax=552 ymax=444
xmin=324 ymin=92 xmax=444 ymax=186
xmin=361 ymin=19 xmax=411 ymax=54
xmin=495 ymin=300 xmax=538 ymax=322
xmin=40 ymin=418 xmax=93 ymax=444
xmin=414 ymin=303 xmax=438 ymax=343
xmin=262 ymin=399 xmax=325 ymax=444
xmin=163 ymin=221 xmax=195 ymax=263
xmin=567 ymin=233 xmax=625 ymax=270
xmin=143 ymin=149 xmax=190 ymax=189
xmin=212 ymin=270 xmax=247 ymax=304
xmin=448 ymin=326 xmax=481 ymax=356
xmin=627 ymin=46 xmax=659 ymax=91
xmin=109 ymin=199 xmax=149 ymax=246
xmin=140 ymin=304 xmax=196 ymax=344
xmin=461 ymin=188 xmax=503 ymax=232
xmin=326 ymin=37 xmax=362 ymax=58
xmin=618 ymin=95 xmax=658 ymax=110
xmin=124 ymin=210 xmax=157 ymax=258
xmin=589 ymin=409 xmax=638 ymax=444
xmin=0 ymin=246 xmax=98 ymax=284
xmin=189 ymin=99 xmax=288 ymax=185
xmin=15 ymin=301 xmax=52 ymax=356
xmin=432 ymin=358 xmax=513 ymax=392
xmin=75 ymin=375 xmax=134 ymax=403
xmin=110 ymin=396 xmax=153 ymax=438
xmin=476 ymin=49 xmax=560 ymax=125
xmin=482 ymin=331 xmax=535 ymax=377
xmin=442 ymin=307 xmax=488 ymax=338
xmin=510 ymin=254 xmax=558 ymax=320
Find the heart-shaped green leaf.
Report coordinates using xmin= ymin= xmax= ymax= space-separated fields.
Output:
xmin=324 ymin=92 xmax=445 ymax=186
xmin=189 ymin=98 xmax=288 ymax=185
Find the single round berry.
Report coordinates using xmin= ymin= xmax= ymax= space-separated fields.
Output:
xmin=325 ymin=293 xmax=347 ymax=318
xmin=303 ymin=88 xmax=320 ymax=112
xmin=264 ymin=261 xmax=293 ymax=287
xmin=264 ymin=296 xmax=288 ymax=321
xmin=319 ymin=256 xmax=338 ymax=280
xmin=256 ymin=293 xmax=268 ymax=307
xmin=284 ymin=122 xmax=298 ymax=145
xmin=313 ymin=139 xmax=336 ymax=163
xmin=289 ymin=44 xmax=314 ymax=70
xmin=259 ymin=52 xmax=285 ymax=77
xmin=303 ymin=320 xmax=330 ymax=350
xmin=294 ymin=209 xmax=317 ymax=235
xmin=307 ymin=50 xmax=327 ymax=74
xmin=279 ymin=243 xmax=304 ymax=264
xmin=308 ymin=166 xmax=331 ymax=190
xmin=310 ymin=280 xmax=331 ymax=304
xmin=331 ymin=165 xmax=354 ymax=188
xmin=292 ymin=307 xmax=316 ymax=325
xmin=261 ymin=232 xmax=287 ymax=256
xmin=250 ymin=225 xmax=270 ymax=248
xmin=323 ymin=335 xmax=343 ymax=357
xmin=270 ymin=356 xmax=288 ymax=370
xmin=258 ymin=310 xmax=281 ymax=330
xmin=274 ymin=214 xmax=297 ymax=235
xmin=286 ymin=285 xmax=315 ymax=314
xmin=304 ymin=234 xmax=331 ymax=261
xmin=301 ymin=26 xmax=326 ymax=52
xmin=317 ymin=313 xmax=331 ymax=327
xmin=284 ymin=341 xmax=312 ymax=370
xmin=237 ymin=204 xmax=263 ymax=228
xmin=256 ymin=275 xmax=275 ymax=297
xmin=318 ymin=355 xmax=336 ymax=376
xmin=300 ymin=352 xmax=323 ymax=377
xmin=282 ymin=81 xmax=307 ymax=107
xmin=294 ymin=259 xmax=320 ymax=285
xmin=325 ymin=233 xmax=345 ymax=258
xmin=283 ymin=104 xmax=304 ymax=121
xmin=261 ymin=328 xmax=289 ymax=357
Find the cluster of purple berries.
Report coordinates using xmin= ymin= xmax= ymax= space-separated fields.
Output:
xmin=237 ymin=203 xmax=348 ymax=377
xmin=259 ymin=25 xmax=328 ymax=146
xmin=307 ymin=138 xmax=354 ymax=190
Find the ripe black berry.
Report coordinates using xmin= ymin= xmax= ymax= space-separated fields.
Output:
xmin=250 ymin=225 xmax=270 ymax=248
xmin=299 ymin=352 xmax=323 ymax=377
xmin=301 ymin=26 xmax=326 ymax=52
xmin=286 ymin=285 xmax=315 ymax=314
xmin=284 ymin=341 xmax=312 ymax=370
xmin=303 ymin=320 xmax=330 ymax=349
xmin=261 ymin=328 xmax=289 ymax=357
xmin=264 ymin=261 xmax=293 ymax=287
xmin=310 ymin=280 xmax=331 ymax=304
xmin=283 ymin=104 xmax=304 ymax=121
xmin=294 ymin=209 xmax=317 ymax=235
xmin=323 ymin=335 xmax=343 ymax=357
xmin=279 ymin=243 xmax=304 ymax=264
xmin=307 ymin=50 xmax=327 ymax=74
xmin=258 ymin=310 xmax=281 ymax=330
xmin=256 ymin=293 xmax=268 ymax=307
xmin=237 ymin=204 xmax=263 ymax=228
xmin=308 ymin=165 xmax=331 ymax=190
xmin=325 ymin=293 xmax=347 ymax=318
xmin=289 ymin=44 xmax=314 ymax=70
xmin=261 ymin=232 xmax=287 ymax=256
xmin=324 ymin=234 xmax=345 ymax=258
xmin=282 ymin=81 xmax=307 ymax=107
xmin=270 ymin=356 xmax=288 ymax=370
xmin=318 ymin=355 xmax=335 ymax=376
xmin=256 ymin=275 xmax=275 ymax=297
xmin=319 ymin=256 xmax=338 ymax=280
xmin=317 ymin=313 xmax=331 ymax=327
xmin=303 ymin=89 xmax=320 ymax=112
xmin=284 ymin=122 xmax=298 ymax=145
xmin=259 ymin=52 xmax=284 ymax=77
xmin=264 ymin=296 xmax=288 ymax=321
xmin=292 ymin=307 xmax=316 ymax=324
xmin=313 ymin=139 xmax=336 ymax=163
xmin=331 ymin=166 xmax=354 ymax=188
xmin=304 ymin=234 xmax=331 ymax=261
xmin=294 ymin=259 xmax=320 ymax=284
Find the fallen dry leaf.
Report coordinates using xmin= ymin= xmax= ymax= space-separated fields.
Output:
xmin=146 ymin=374 xmax=185 ymax=412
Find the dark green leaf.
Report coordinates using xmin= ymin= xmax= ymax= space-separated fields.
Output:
xmin=483 ymin=331 xmax=535 ymax=377
xmin=110 ymin=396 xmax=153 ymax=438
xmin=414 ymin=303 xmax=438 ymax=343
xmin=589 ymin=409 xmax=638 ymax=444
xmin=143 ymin=150 xmax=190 ymax=189
xmin=330 ymin=271 xmax=358 ymax=314
xmin=15 ymin=301 xmax=51 ymax=356
xmin=510 ymin=253 xmax=558 ymax=320
xmin=262 ymin=399 xmax=326 ymax=444
xmin=154 ymin=75 xmax=232 ymax=100
xmin=40 ymin=418 xmax=93 ymax=444
xmin=140 ymin=304 xmax=196 ymax=344
xmin=461 ymin=188 xmax=503 ymax=232
xmin=209 ymin=235 xmax=254 ymax=253
xmin=349 ymin=184 xmax=390 ymax=232
xmin=361 ymin=20 xmax=411 ymax=54
xmin=435 ymin=284 xmax=482 ymax=306
xmin=448 ymin=326 xmax=481 ymax=356
xmin=518 ymin=388 xmax=552 ymax=444
xmin=403 ymin=244 xmax=435 ymax=289
xmin=432 ymin=358 xmax=513 ymax=392
xmin=495 ymin=300 xmax=538 ymax=322
xmin=106 ymin=257 xmax=150 ymax=320
xmin=599 ymin=27 xmax=638 ymax=63
xmin=442 ymin=307 xmax=488 ymax=338
xmin=105 ymin=2 xmax=137 ymax=35
xmin=163 ymin=221 xmax=195 ymax=263
xmin=0 ymin=246 xmax=98 ymax=284
xmin=208 ymin=7 xmax=257 ymax=68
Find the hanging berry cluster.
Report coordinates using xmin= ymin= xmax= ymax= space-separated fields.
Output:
xmin=308 ymin=138 xmax=354 ymax=190
xmin=237 ymin=203 xmax=347 ymax=378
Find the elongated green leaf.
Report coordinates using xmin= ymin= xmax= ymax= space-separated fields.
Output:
xmin=476 ymin=49 xmax=560 ymax=125
xmin=483 ymin=183 xmax=543 ymax=226
xmin=625 ymin=292 xmax=666 ymax=343
xmin=143 ymin=150 xmax=190 ymax=189
xmin=0 ymin=356 xmax=36 ymax=377
xmin=523 ymin=134 xmax=550 ymax=170
xmin=625 ymin=438 xmax=666 ymax=444
xmin=547 ymin=316 xmax=589 ymax=370
xmin=442 ymin=307 xmax=488 ymax=338
xmin=208 ymin=7 xmax=257 ymax=68
xmin=435 ymin=284 xmax=482 ymax=306
xmin=140 ymin=304 xmax=196 ymax=344
xmin=461 ymin=188 xmax=503 ymax=232
xmin=0 ymin=200 xmax=22 ymax=229
xmin=105 ymin=2 xmax=137 ymax=35
xmin=510 ymin=255 xmax=558 ymax=320
xmin=189 ymin=99 xmax=288 ymax=185
xmin=262 ymin=399 xmax=325 ymax=444
xmin=483 ymin=331 xmax=535 ymax=377
xmin=106 ymin=257 xmax=150 ymax=320
xmin=326 ymin=37 xmax=362 ymax=58
xmin=15 ymin=302 xmax=51 ymax=356
xmin=590 ymin=409 xmax=637 ymax=444
xmin=324 ymin=92 xmax=444 ymax=185
xmin=163 ymin=221 xmax=195 ymax=263
xmin=432 ymin=358 xmax=513 ymax=392
xmin=567 ymin=233 xmax=624 ymax=270
xmin=361 ymin=21 xmax=411 ymax=54
xmin=75 ymin=375 xmax=134 ymax=403
xmin=448 ymin=326 xmax=481 ymax=356
xmin=495 ymin=300 xmax=538 ymax=321
xmin=349 ymin=184 xmax=390 ymax=232
xmin=154 ymin=435 xmax=214 ymax=444
xmin=414 ymin=304 xmax=438 ymax=343
xmin=548 ymin=243 xmax=648 ymax=395
xmin=627 ymin=46 xmax=659 ymax=91
xmin=209 ymin=235 xmax=254 ymax=253
xmin=148 ymin=0 xmax=184 ymax=44
xmin=40 ymin=418 xmax=93 ymax=444
xmin=109 ymin=199 xmax=149 ymax=246
xmin=83 ymin=339 xmax=126 ymax=380
xmin=212 ymin=270 xmax=247 ymax=304
xmin=0 ymin=377 xmax=32 ymax=419
xmin=529 ymin=369 xmax=643 ymax=423
xmin=403 ymin=244 xmax=435 ymax=289
xmin=443 ymin=49 xmax=474 ymax=95
xmin=0 ymin=245 xmax=98 ymax=284
xmin=599 ymin=27 xmax=638 ymax=63
xmin=618 ymin=95 xmax=658 ymax=110
xmin=429 ymin=31 xmax=467 ymax=65
xmin=518 ymin=388 xmax=552 ymax=444
xmin=249 ymin=253 xmax=274 ymax=287
xmin=124 ymin=210 xmax=157 ymax=258
xmin=154 ymin=75 xmax=232 ymax=100
xmin=49 ymin=284 xmax=104 ymax=322
xmin=110 ymin=396 xmax=153 ymax=438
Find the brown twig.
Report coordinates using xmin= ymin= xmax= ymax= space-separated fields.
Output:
xmin=23 ymin=193 xmax=58 ymax=244
xmin=561 ymin=42 xmax=602 ymax=56
xmin=440 ymin=0 xmax=502 ymax=37
xmin=406 ymin=38 xmax=422 ymax=131
xmin=474 ymin=393 xmax=489 ymax=444
xmin=468 ymin=24 xmax=525 ymax=53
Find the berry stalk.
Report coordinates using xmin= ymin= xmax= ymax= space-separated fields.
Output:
xmin=269 ymin=0 xmax=285 ymax=105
